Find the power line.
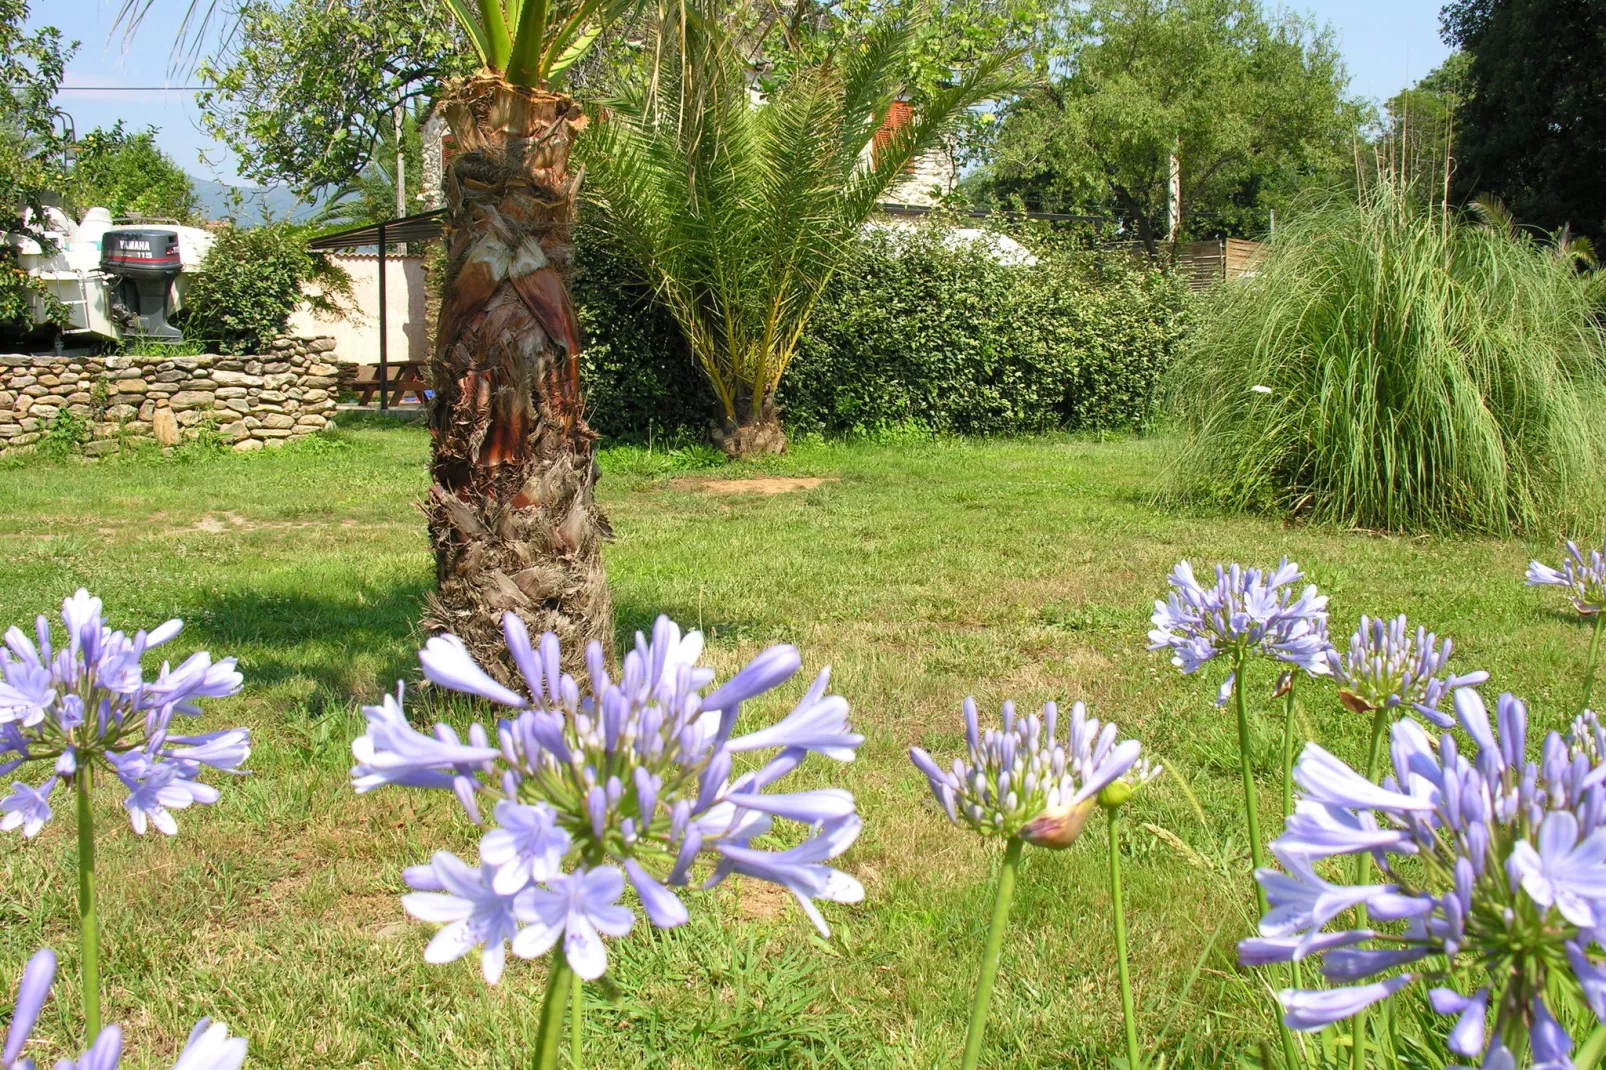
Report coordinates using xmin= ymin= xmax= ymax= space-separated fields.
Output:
xmin=56 ymin=85 xmax=210 ymax=91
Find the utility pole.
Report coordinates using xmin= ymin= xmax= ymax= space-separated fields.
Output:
xmin=1165 ymin=137 xmax=1181 ymax=248
xmin=394 ymin=105 xmax=407 ymax=253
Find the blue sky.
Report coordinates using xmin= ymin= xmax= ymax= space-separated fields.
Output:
xmin=35 ymin=0 xmax=1454 ymax=187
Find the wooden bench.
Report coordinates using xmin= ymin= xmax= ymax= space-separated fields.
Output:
xmin=351 ymin=361 xmax=430 ymax=407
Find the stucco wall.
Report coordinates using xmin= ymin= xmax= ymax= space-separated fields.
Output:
xmin=289 ymin=253 xmax=429 ymax=365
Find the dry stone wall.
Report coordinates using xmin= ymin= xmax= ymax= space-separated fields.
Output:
xmin=0 ymin=336 xmax=350 ymax=456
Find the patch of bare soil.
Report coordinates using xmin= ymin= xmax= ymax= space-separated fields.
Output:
xmin=733 ymin=874 xmax=793 ymax=921
xmin=670 ymin=476 xmax=835 ymax=496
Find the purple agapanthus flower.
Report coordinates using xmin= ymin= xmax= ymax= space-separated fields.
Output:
xmin=355 ymin=614 xmax=865 ymax=983
xmin=1327 ymin=614 xmax=1489 ymax=727
xmin=1240 ymin=686 xmax=1606 ymax=1063
xmin=909 ymin=698 xmax=1145 ymax=849
xmin=1149 ymin=559 xmax=1331 ymax=702
xmin=401 ymin=850 xmax=534 ymax=984
xmin=3 ymin=947 xmax=246 ymax=1070
xmin=0 ymin=591 xmax=247 ymax=839
xmin=512 ymin=867 xmax=635 ymax=981
xmin=1529 ymin=539 xmax=1606 ymax=616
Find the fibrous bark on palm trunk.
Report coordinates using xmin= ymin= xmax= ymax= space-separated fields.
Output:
xmin=423 ymin=77 xmax=612 ymax=678
xmin=710 ymin=391 xmax=787 ymax=458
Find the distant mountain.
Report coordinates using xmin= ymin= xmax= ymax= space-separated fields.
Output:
xmin=189 ymin=176 xmax=323 ymax=224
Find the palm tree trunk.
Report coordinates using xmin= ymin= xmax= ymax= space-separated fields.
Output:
xmin=710 ymin=389 xmax=787 ymax=458
xmin=424 ymin=77 xmax=612 ymax=676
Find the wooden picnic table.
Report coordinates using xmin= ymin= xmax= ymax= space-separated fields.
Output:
xmin=351 ymin=361 xmax=431 ymax=407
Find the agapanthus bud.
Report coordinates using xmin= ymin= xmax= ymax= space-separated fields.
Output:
xmin=911 ymin=699 xmax=1147 ymax=846
xmin=1022 ymin=797 xmax=1098 ymax=846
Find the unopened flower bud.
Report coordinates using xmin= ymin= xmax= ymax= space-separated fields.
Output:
xmin=1019 ymin=797 xmax=1096 ymax=849
xmin=1097 ymin=780 xmax=1134 ymax=810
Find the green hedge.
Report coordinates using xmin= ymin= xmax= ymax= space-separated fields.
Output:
xmin=572 ymin=227 xmax=1186 ymax=442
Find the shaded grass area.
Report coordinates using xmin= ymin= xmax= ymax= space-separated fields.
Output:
xmin=0 ymin=421 xmax=1591 ymax=1068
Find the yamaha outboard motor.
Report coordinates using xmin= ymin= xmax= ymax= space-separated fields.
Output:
xmin=101 ymin=228 xmax=183 ymax=341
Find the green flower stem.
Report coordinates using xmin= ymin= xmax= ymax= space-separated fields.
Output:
xmin=1280 ymin=678 xmax=1298 ymax=821
xmin=571 ymin=976 xmax=582 ymax=1069
xmin=1348 ymin=707 xmax=1392 ymax=1070
xmin=1107 ymin=810 xmax=1141 ymax=1070
xmin=1279 ymin=678 xmax=1303 ymax=998
xmin=1231 ymin=654 xmax=1268 ymax=916
xmin=75 ymin=766 xmax=102 ymax=1041
xmin=1583 ymin=610 xmax=1605 ymax=715
xmin=962 ymin=836 xmax=1024 ymax=1070
xmin=534 ymin=947 xmax=575 ymax=1070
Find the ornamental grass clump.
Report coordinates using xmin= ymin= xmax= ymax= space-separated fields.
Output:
xmin=3 ymin=949 xmax=246 ymax=1070
xmin=909 ymin=699 xmax=1150 ymax=1069
xmin=1167 ymin=175 xmax=1606 ymax=535
xmin=353 ymin=614 xmax=864 ymax=1068
xmin=0 ymin=591 xmax=247 ymax=1042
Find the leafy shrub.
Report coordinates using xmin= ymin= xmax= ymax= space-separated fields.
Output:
xmin=64 ymin=122 xmax=199 ymax=222
xmin=785 ymin=228 xmax=1185 ymax=437
xmin=573 ymin=238 xmax=714 ymax=442
xmin=178 ymin=222 xmax=350 ymax=354
xmin=1166 ymin=178 xmax=1606 ymax=534
xmin=574 ymin=228 xmax=1186 ymax=441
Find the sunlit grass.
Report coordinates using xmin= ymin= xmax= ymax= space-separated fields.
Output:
xmin=0 ymin=420 xmax=1593 ymax=1067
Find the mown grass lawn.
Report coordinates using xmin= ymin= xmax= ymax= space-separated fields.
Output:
xmin=0 ymin=419 xmax=1589 ymax=1069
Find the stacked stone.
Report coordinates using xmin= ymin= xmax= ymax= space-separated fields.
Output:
xmin=0 ymin=337 xmax=346 ymax=456
xmin=0 ymin=355 xmax=101 ymax=449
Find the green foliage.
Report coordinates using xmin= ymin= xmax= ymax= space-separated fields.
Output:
xmin=585 ymin=0 xmax=1025 ymax=432
xmin=784 ymin=228 xmax=1186 ymax=437
xmin=977 ymin=0 xmax=1370 ymax=250
xmin=572 ymin=237 xmax=712 ymax=442
xmin=64 ymin=122 xmax=200 ymax=222
xmin=0 ymin=0 xmax=73 ymax=330
xmin=571 ymin=227 xmax=1185 ymax=440
xmin=1442 ymin=0 xmax=1606 ymax=242
xmin=753 ymin=0 xmax=1051 ymax=161
xmin=178 ymin=223 xmax=352 ymax=354
xmin=37 ymin=409 xmax=90 ymax=460
xmin=198 ymin=0 xmax=465 ymax=194
xmin=1166 ymin=177 xmax=1606 ymax=535
xmin=311 ymin=103 xmax=426 ymax=234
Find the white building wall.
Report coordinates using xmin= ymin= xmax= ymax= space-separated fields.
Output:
xmin=289 ymin=253 xmax=429 ymax=365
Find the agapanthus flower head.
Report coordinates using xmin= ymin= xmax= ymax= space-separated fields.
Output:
xmin=354 ymin=614 xmax=866 ymax=984
xmin=1239 ymin=686 xmax=1606 ymax=1064
xmin=1528 ymin=538 xmax=1606 ymax=615
xmin=3 ymin=947 xmax=246 ymax=1070
xmin=1148 ymin=559 xmax=1331 ymax=698
xmin=909 ymin=698 xmax=1143 ymax=848
xmin=1327 ymin=614 xmax=1489 ymax=728
xmin=0 ymin=591 xmax=247 ymax=839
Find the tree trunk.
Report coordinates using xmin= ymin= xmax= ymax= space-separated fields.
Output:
xmin=709 ymin=388 xmax=787 ymax=459
xmin=423 ymin=77 xmax=612 ymax=679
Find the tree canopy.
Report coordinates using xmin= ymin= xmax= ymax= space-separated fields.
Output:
xmin=197 ymin=0 xmax=468 ymax=193
xmin=976 ymin=0 xmax=1369 ymax=249
xmin=1442 ymin=0 xmax=1606 ymax=241
xmin=0 ymin=0 xmax=73 ymax=329
xmin=65 ymin=123 xmax=200 ymax=222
